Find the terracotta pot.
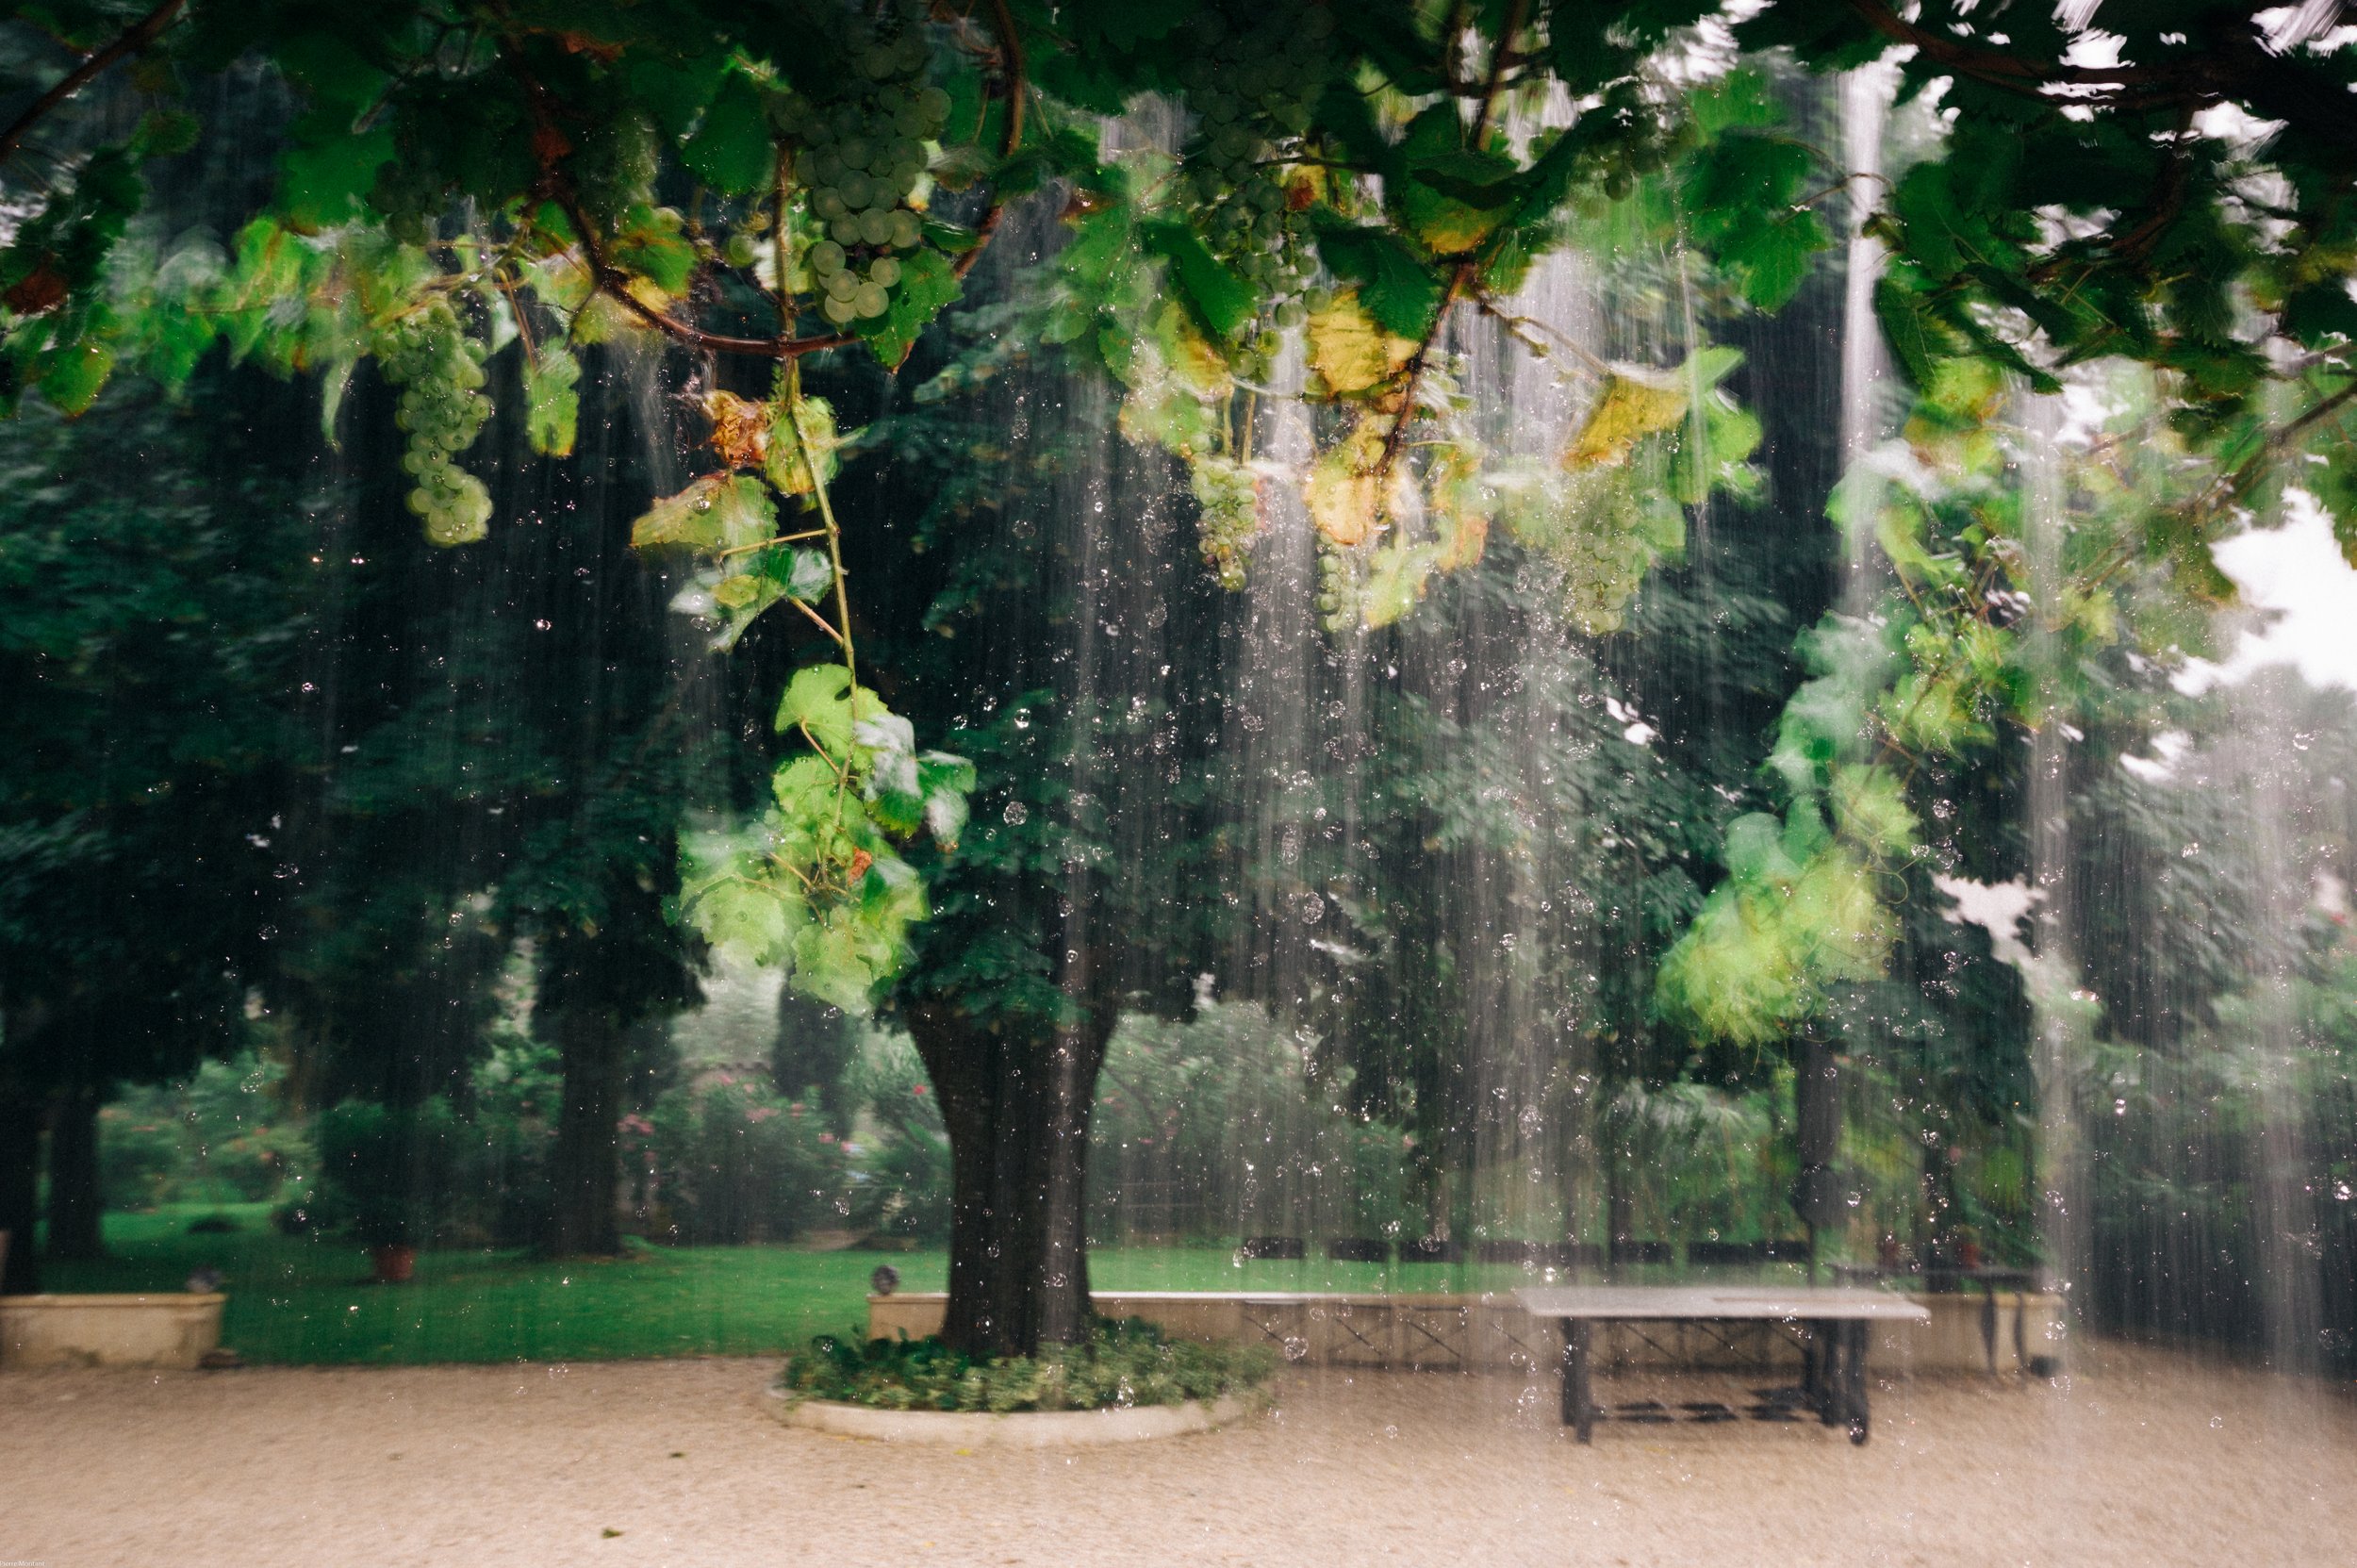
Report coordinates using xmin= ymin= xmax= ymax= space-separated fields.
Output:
xmin=370 ymin=1244 xmax=417 ymax=1284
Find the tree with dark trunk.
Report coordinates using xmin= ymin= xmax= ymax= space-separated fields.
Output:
xmin=0 ymin=1052 xmax=44 ymax=1294
xmin=1 ymin=376 xmax=311 ymax=1291
xmin=42 ymin=1077 xmax=105 ymax=1262
xmin=906 ymin=984 xmax=1120 ymax=1357
xmin=544 ymin=1005 xmax=628 ymax=1257
xmin=525 ymin=855 xmax=699 ymax=1258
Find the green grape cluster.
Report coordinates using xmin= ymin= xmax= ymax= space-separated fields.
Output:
xmin=1314 ymin=544 xmax=1361 ymax=634
xmin=1174 ymin=3 xmax=1333 ymax=366
xmin=1188 ymin=455 xmax=1261 ymax=590
xmin=378 ymin=302 xmax=493 ymax=546
xmin=778 ymin=9 xmax=950 ymax=328
xmin=1564 ymin=84 xmax=1695 ymax=210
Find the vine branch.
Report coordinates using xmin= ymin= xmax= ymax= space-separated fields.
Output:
xmin=0 ymin=0 xmax=187 ymax=170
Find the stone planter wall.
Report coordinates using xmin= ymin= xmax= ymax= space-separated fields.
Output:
xmin=769 ymin=1388 xmax=1261 ymax=1446
xmin=0 ymin=1294 xmax=225 ymax=1370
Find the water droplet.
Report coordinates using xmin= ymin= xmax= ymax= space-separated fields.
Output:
xmin=1002 ymin=801 xmax=1030 ymax=826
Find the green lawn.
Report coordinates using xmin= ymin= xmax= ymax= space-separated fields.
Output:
xmin=45 ymin=1206 xmax=1554 ymax=1365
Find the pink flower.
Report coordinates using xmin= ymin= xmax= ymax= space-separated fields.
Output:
xmin=911 ymin=1084 xmax=927 ymax=1097
xmin=819 ymin=1133 xmax=835 ymax=1144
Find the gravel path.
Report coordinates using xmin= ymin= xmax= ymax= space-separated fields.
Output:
xmin=4 ymin=1344 xmax=2350 ymax=1567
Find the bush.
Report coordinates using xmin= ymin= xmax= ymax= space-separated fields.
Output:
xmin=648 ymin=1075 xmax=846 ymax=1244
xmin=96 ymin=1107 xmax=184 ymax=1211
xmin=845 ymin=1033 xmax=951 ymax=1242
xmin=313 ymin=1098 xmax=469 ymax=1246
xmin=210 ymin=1121 xmax=310 ymax=1202
xmin=98 ymin=1052 xmax=313 ymax=1210
xmin=469 ymin=1030 xmax=563 ymax=1246
xmin=778 ymin=1317 xmax=1275 ymax=1412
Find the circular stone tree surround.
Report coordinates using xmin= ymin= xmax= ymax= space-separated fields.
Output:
xmin=767 ymin=1387 xmax=1266 ymax=1447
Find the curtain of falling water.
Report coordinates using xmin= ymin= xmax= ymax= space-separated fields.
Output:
xmin=2023 ymin=392 xmax=2087 ymax=1357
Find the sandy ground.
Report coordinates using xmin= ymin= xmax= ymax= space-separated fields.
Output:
xmin=4 ymin=1345 xmax=2352 ymax=1568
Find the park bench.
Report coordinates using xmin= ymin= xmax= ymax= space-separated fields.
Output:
xmin=1516 ymin=1285 xmax=1931 ymax=1445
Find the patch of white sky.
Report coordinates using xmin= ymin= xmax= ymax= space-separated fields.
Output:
xmin=1933 ymin=874 xmax=2042 ymax=970
xmin=2176 ymin=490 xmax=2357 ymax=701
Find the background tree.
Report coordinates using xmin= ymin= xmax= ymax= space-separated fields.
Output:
xmin=0 ymin=371 xmax=312 ymax=1290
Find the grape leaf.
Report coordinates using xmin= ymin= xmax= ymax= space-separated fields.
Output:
xmin=523 ymin=344 xmax=581 ymax=457
xmin=1564 ymin=366 xmax=1688 ymax=469
xmin=775 ymin=662 xmax=882 ymax=757
xmin=682 ymin=72 xmax=774 ymax=196
xmin=1305 ymin=440 xmax=1382 ymax=547
xmin=1315 ymin=223 xmax=1444 ymax=339
xmin=1139 ymin=220 xmax=1255 ymax=342
xmin=631 ymin=473 xmax=777 ymax=553
xmin=856 ymin=247 xmax=960 ymax=368
xmin=1305 ymin=289 xmax=1411 ymax=401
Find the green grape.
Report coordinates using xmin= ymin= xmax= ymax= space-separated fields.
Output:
xmin=785 ymin=15 xmax=946 ymax=333
xmin=724 ymin=233 xmax=759 ymax=268
xmin=377 ymin=300 xmax=491 ymax=544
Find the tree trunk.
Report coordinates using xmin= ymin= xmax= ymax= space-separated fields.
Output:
xmin=43 ymin=1079 xmax=106 ymax=1262
xmin=1605 ymin=1157 xmax=1636 ymax=1268
xmin=0 ymin=1078 xmax=43 ymax=1295
xmin=907 ymin=995 xmax=1116 ymax=1359
xmin=1792 ymin=1031 xmax=1844 ymax=1267
xmin=547 ymin=1006 xmax=625 ymax=1256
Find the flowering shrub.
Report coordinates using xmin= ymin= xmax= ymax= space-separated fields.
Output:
xmin=778 ymin=1318 xmax=1274 ymax=1413
xmin=646 ymin=1074 xmax=846 ymax=1244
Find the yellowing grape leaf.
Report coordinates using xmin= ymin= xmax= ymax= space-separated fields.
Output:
xmin=1306 ymin=289 xmax=1412 ymax=402
xmin=1306 ymin=436 xmax=1385 ymax=547
xmin=1563 ymin=366 xmax=1688 ymax=469
xmin=1150 ymin=300 xmax=1232 ymax=398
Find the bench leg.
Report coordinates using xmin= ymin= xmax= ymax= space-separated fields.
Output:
xmin=1844 ymin=1320 xmax=1871 ymax=1445
xmin=1811 ymin=1320 xmax=1843 ymax=1426
xmin=1560 ymin=1320 xmax=1595 ymax=1443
